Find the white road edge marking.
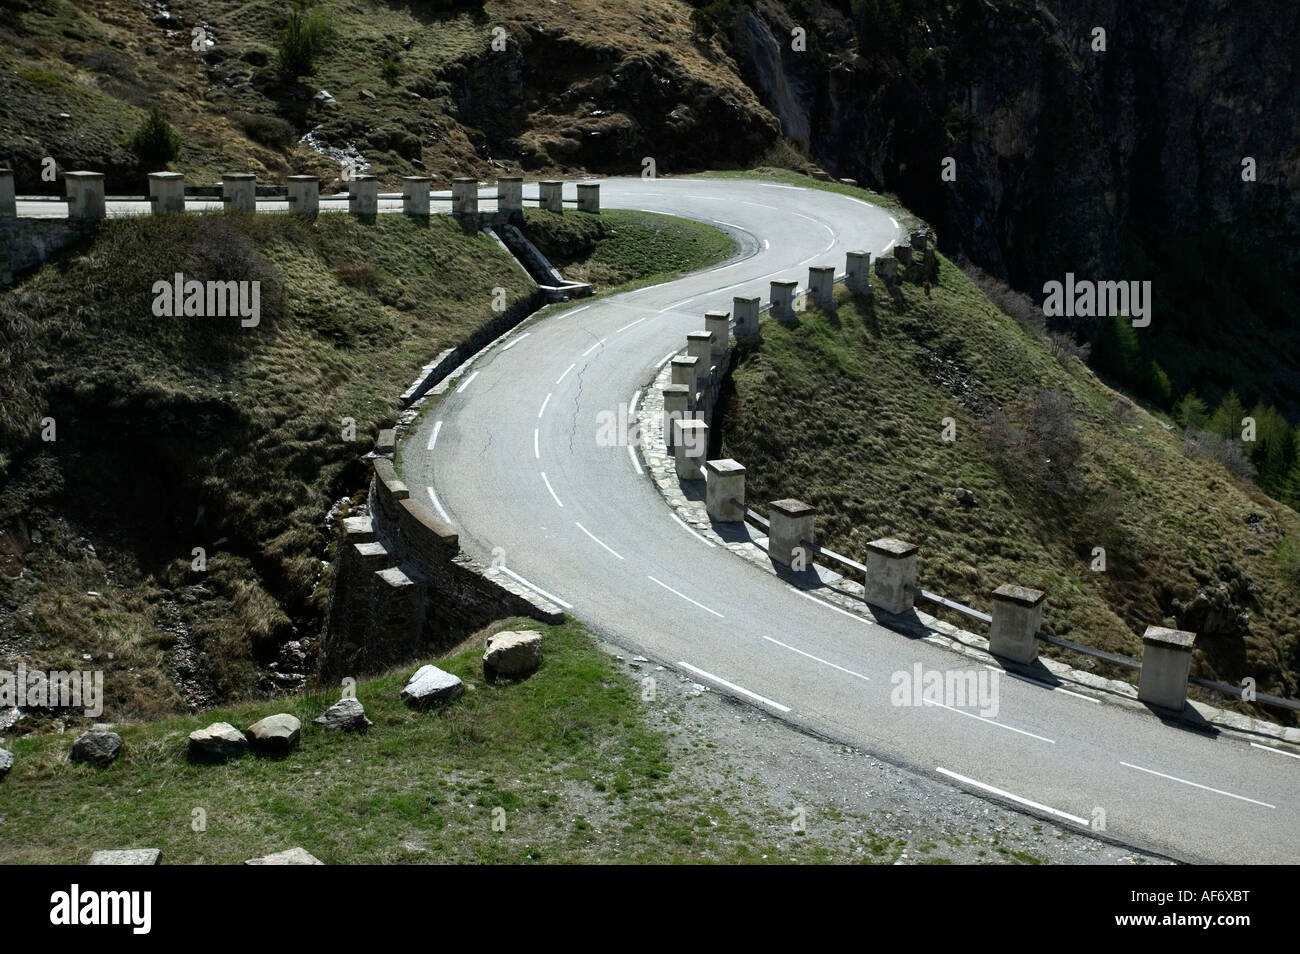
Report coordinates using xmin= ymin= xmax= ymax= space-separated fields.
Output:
xmin=936 ymin=767 xmax=1089 ymax=826
xmin=678 ymin=661 xmax=790 ymax=713
xmin=629 ymin=389 xmax=642 ymax=414
xmin=533 ymin=428 xmax=540 ymax=459
xmin=762 ymin=635 xmax=870 ymax=682
xmin=787 ymin=586 xmax=871 ymax=624
xmin=1120 ymin=761 xmax=1276 ymax=808
xmin=671 ymin=513 xmax=716 ymax=548
xmin=658 ymin=350 xmax=678 ymax=368
xmin=455 ymin=370 xmax=479 ymax=393
xmin=923 ymin=698 xmax=1055 ymax=744
xmin=501 ymin=332 xmax=530 ymax=351
xmin=575 ymin=522 xmax=624 ymax=560
xmin=556 ymin=363 xmax=575 ymax=384
xmin=540 ymin=472 xmax=563 ymax=508
xmin=1251 ymin=742 xmax=1300 ymax=760
xmin=983 ymin=665 xmax=1099 ymax=703
xmin=648 ymin=575 xmax=724 ymax=618
xmin=499 ymin=566 xmax=573 ymax=610
xmin=582 ymin=337 xmax=607 ymax=356
xmin=537 ymin=392 xmax=552 ymax=418
xmin=627 ymin=444 xmax=643 ymax=475
xmin=427 ymin=420 xmax=442 ymax=451
xmin=425 ymin=487 xmax=451 ymax=524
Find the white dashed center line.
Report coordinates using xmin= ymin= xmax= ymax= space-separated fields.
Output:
xmin=761 ymin=635 xmax=870 ymax=681
xmin=556 ymin=363 xmax=575 ymax=384
xmin=1120 ymin=761 xmax=1276 ymax=808
xmin=540 ymin=472 xmax=563 ymax=508
xmin=575 ymin=522 xmax=624 ymax=560
xmin=537 ymin=392 xmax=551 ymax=417
xmin=648 ymin=576 xmax=723 ymax=618
xmin=923 ymin=698 xmax=1055 ymax=744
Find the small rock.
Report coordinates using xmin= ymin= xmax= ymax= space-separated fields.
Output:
xmin=359 ymin=88 xmax=375 ymax=100
xmin=71 ymin=730 xmax=121 ymax=766
xmin=400 ymin=665 xmax=464 ymax=708
xmin=244 ymin=846 xmax=323 ymax=865
xmin=483 ymin=630 xmax=543 ymax=679
xmin=0 ymin=747 xmax=13 ymax=780
xmin=952 ymin=487 xmax=978 ymax=507
xmin=245 ymin=714 xmax=301 ymax=754
xmin=188 ymin=722 xmax=248 ymax=762
xmin=89 ymin=848 xmax=160 ymax=865
xmin=314 ymin=698 xmax=372 ymax=732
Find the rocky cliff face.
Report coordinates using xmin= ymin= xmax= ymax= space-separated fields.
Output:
xmin=724 ymin=0 xmax=1299 ymax=297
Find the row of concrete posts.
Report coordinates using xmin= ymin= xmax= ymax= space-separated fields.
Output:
xmin=658 ymin=284 xmax=1200 ymax=715
xmin=0 ymin=168 xmax=600 ymax=220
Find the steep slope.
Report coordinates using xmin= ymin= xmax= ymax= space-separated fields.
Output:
xmin=719 ymin=242 xmax=1300 ymax=716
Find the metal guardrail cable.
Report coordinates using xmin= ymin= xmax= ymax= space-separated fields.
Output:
xmin=1188 ymin=676 xmax=1300 ymax=712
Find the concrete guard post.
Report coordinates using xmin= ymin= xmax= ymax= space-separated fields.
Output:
xmin=1138 ymin=626 xmax=1197 ymax=711
xmin=734 ymin=296 xmax=761 ymax=338
xmin=988 ymin=584 xmax=1045 ymax=664
xmin=65 ymin=171 xmax=106 ymax=220
xmin=846 ymin=250 xmax=872 ymax=294
xmin=686 ymin=331 xmax=712 ymax=391
xmin=577 ymin=182 xmax=600 ymax=213
xmin=497 ymin=176 xmax=523 ymax=214
xmin=539 ymin=180 xmax=563 ymax=212
xmin=221 ymin=172 xmax=256 ymax=214
xmin=705 ymin=310 xmax=730 ymax=357
xmin=770 ymin=280 xmax=798 ymax=323
xmin=673 ymin=419 xmax=708 ymax=481
xmin=661 ymin=383 xmax=690 ymax=451
xmin=894 ymin=244 xmax=913 ymax=267
xmin=147 ymin=171 xmax=185 ymax=214
xmin=451 ymin=177 xmax=478 ymax=215
xmin=808 ymin=265 xmax=835 ymax=307
xmin=348 ymin=175 xmax=379 ymax=216
xmin=669 ymin=356 xmax=697 ymax=395
xmin=0 ymin=169 xmax=15 ymax=217
xmin=863 ymin=537 xmax=918 ymax=614
xmin=402 ymin=176 xmax=431 ymax=215
xmin=768 ymin=499 xmax=816 ymax=567
xmin=286 ymin=175 xmax=320 ymax=215
xmin=705 ymin=459 xmax=746 ymax=522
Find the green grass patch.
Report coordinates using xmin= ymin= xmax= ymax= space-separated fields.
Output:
xmin=0 ymin=618 xmax=916 ymax=864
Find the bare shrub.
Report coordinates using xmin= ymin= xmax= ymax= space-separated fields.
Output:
xmin=1049 ymin=331 xmax=1091 ymax=368
xmin=963 ymin=264 xmax=1045 ymax=336
xmin=1182 ymin=429 xmax=1257 ymax=480
xmin=988 ymin=388 xmax=1081 ymax=495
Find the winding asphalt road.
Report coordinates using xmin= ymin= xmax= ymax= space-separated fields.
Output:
xmin=399 ymin=177 xmax=1298 ymax=865
xmin=17 ymin=179 xmax=1296 ymax=862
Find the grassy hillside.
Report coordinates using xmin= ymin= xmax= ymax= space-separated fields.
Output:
xmin=0 ymin=616 xmax=1002 ymax=865
xmin=719 ymin=247 xmax=1300 ymax=717
xmin=0 ymin=0 xmax=784 ymax=192
xmin=0 ymin=206 xmax=734 ymax=726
